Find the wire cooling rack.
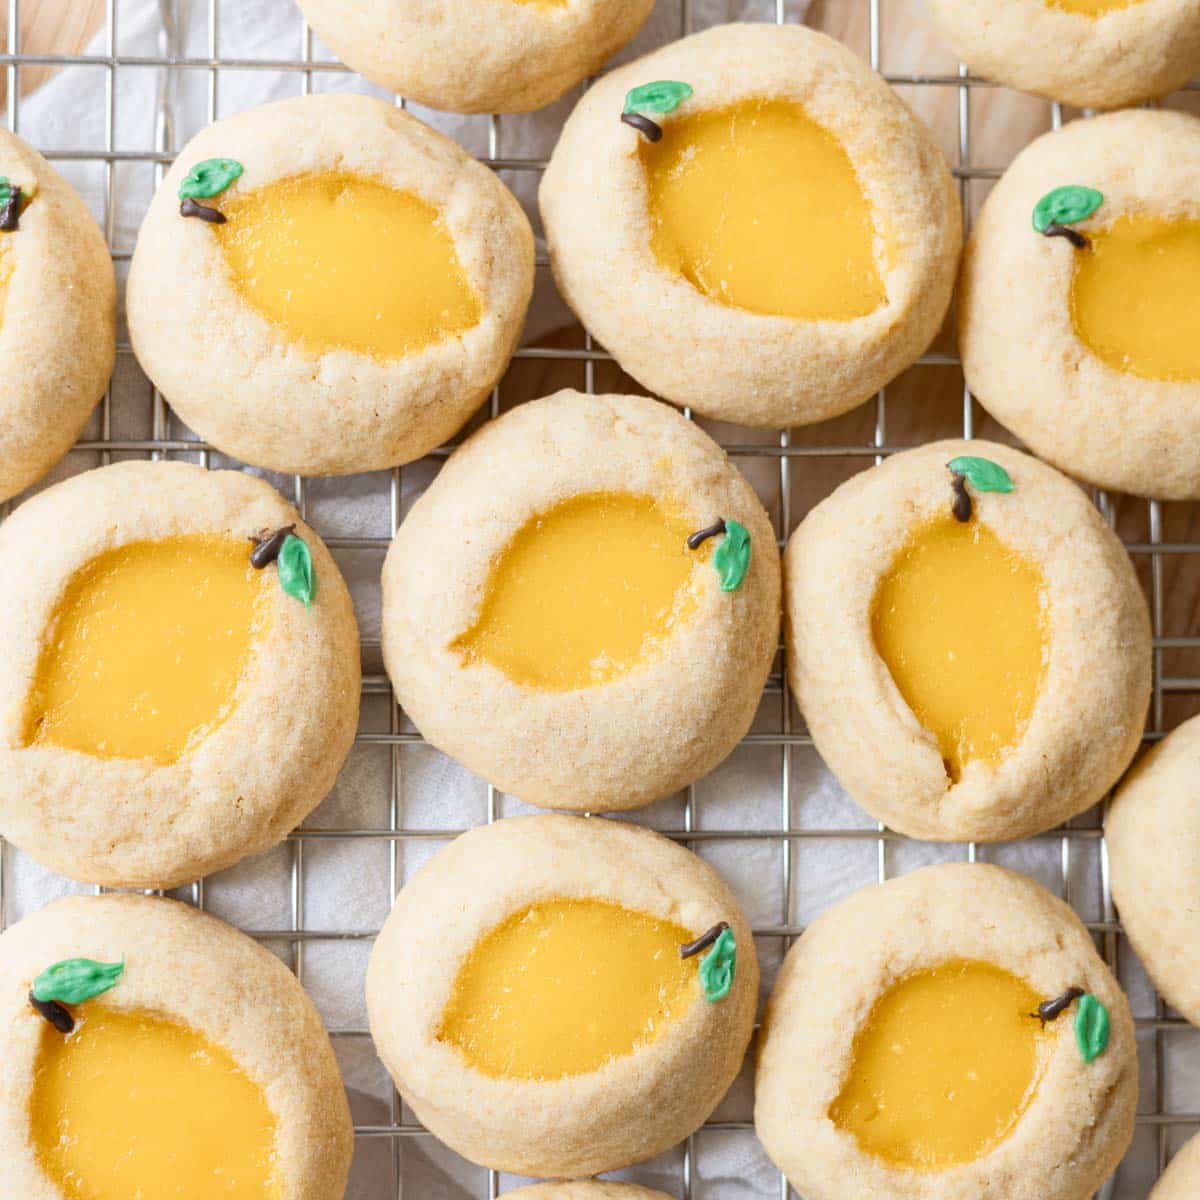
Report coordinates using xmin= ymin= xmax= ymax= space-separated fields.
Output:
xmin=1 ymin=0 xmax=1199 ymax=1196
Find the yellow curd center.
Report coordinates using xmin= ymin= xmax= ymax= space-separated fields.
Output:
xmin=1045 ymin=0 xmax=1143 ymax=13
xmin=829 ymin=959 xmax=1049 ymax=1170
xmin=452 ymin=492 xmax=698 ymax=691
xmin=216 ymin=171 xmax=481 ymax=358
xmin=871 ymin=516 xmax=1047 ymax=782
xmin=639 ymin=98 xmax=885 ymax=320
xmin=436 ymin=898 xmax=698 ymax=1080
xmin=23 ymin=534 xmax=270 ymax=765
xmin=1070 ymin=213 xmax=1200 ymax=382
xmin=31 ymin=1005 xmax=279 ymax=1200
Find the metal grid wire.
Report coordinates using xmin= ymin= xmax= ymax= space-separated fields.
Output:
xmin=0 ymin=0 xmax=1198 ymax=1196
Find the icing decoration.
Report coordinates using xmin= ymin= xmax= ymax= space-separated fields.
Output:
xmin=621 ymin=81 xmax=693 ymax=143
xmin=0 ymin=177 xmax=23 ymax=231
xmin=179 ymin=157 xmax=244 ymax=199
xmin=829 ymin=959 xmax=1049 ymax=1168
xmin=277 ymin=533 xmax=315 ymax=608
xmin=621 ymin=112 xmax=664 ymax=143
xmin=697 ymin=926 xmax=736 ymax=1002
xmin=1034 ymin=985 xmax=1084 ymax=1023
xmin=946 ymin=455 xmax=1013 ymax=522
xmin=1074 ymin=993 xmax=1110 ymax=1063
xmin=32 ymin=957 xmax=124 ymax=1006
xmin=217 ymin=171 xmax=481 ymax=359
xmin=686 ymin=518 xmax=727 ymax=550
xmin=713 ymin=518 xmax=751 ymax=592
xmin=249 ymin=524 xmax=296 ymax=570
xmin=1032 ymin=185 xmax=1103 ymax=248
xmin=1069 ymin=213 xmax=1200 ymax=383
xmin=22 ymin=535 xmax=270 ymax=764
xmin=453 ymin=492 xmax=697 ymax=691
xmin=31 ymin=1006 xmax=279 ymax=1200
xmin=178 ymin=157 xmax=244 ymax=224
xmin=641 ymin=98 xmax=885 ymax=321
xmin=679 ymin=920 xmax=730 ymax=959
xmin=29 ymin=994 xmax=74 ymax=1034
xmin=871 ymin=515 xmax=1047 ymax=782
xmin=624 ymin=80 xmax=693 ymax=115
xmin=436 ymin=898 xmax=698 ymax=1080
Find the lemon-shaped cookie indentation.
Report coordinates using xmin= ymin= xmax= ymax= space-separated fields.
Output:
xmin=452 ymin=491 xmax=699 ymax=690
xmin=23 ymin=534 xmax=271 ymax=765
xmin=217 ymin=171 xmax=481 ymax=359
xmin=31 ymin=1005 xmax=280 ymax=1200
xmin=871 ymin=515 xmax=1047 ymax=782
xmin=829 ymin=959 xmax=1050 ymax=1169
xmin=1070 ymin=213 xmax=1200 ymax=382
xmin=437 ymin=898 xmax=698 ymax=1079
xmin=1044 ymin=0 xmax=1144 ymax=14
xmin=640 ymin=98 xmax=886 ymax=321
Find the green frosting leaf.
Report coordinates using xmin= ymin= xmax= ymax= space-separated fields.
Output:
xmin=623 ymin=80 xmax=693 ymax=115
xmin=277 ymin=533 xmax=315 ymax=608
xmin=947 ymin=455 xmax=1014 ymax=495
xmin=32 ymin=958 xmax=124 ymax=1006
xmin=0 ymin=176 xmax=14 ymax=205
xmin=713 ymin=519 xmax=751 ymax=592
xmin=1032 ymin=185 xmax=1103 ymax=234
xmin=1075 ymin=993 xmax=1110 ymax=1063
xmin=178 ymin=157 xmax=244 ymax=201
xmin=698 ymin=927 xmax=736 ymax=1003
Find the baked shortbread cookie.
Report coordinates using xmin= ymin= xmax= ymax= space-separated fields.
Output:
xmin=128 ymin=93 xmax=533 ymax=475
xmin=295 ymin=0 xmax=655 ymax=114
xmin=0 ymin=894 xmax=352 ymax=1199
xmin=785 ymin=439 xmax=1150 ymax=841
xmin=382 ymin=390 xmax=781 ymax=812
xmin=961 ymin=110 xmax=1200 ymax=499
xmin=0 ymin=460 xmax=360 ymax=888
xmin=540 ymin=23 xmax=961 ymax=428
xmin=0 ymin=128 xmax=114 ymax=503
xmin=1107 ymin=714 xmax=1200 ymax=1027
xmin=756 ymin=863 xmax=1137 ymax=1200
xmin=1150 ymin=1132 xmax=1200 ymax=1199
xmin=926 ymin=0 xmax=1200 ymax=110
xmin=367 ymin=814 xmax=758 ymax=1177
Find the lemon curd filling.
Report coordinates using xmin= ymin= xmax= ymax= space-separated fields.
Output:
xmin=31 ymin=1005 xmax=279 ymax=1200
xmin=1044 ymin=0 xmax=1144 ymax=13
xmin=1070 ymin=213 xmax=1200 ymax=382
xmin=216 ymin=171 xmax=481 ymax=359
xmin=639 ymin=98 xmax=886 ymax=320
xmin=871 ymin=516 xmax=1047 ymax=782
xmin=829 ymin=959 xmax=1049 ymax=1169
xmin=436 ymin=898 xmax=698 ymax=1080
xmin=452 ymin=491 xmax=699 ymax=691
xmin=23 ymin=534 xmax=270 ymax=765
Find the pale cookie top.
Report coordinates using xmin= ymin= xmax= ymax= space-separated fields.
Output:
xmin=296 ymin=0 xmax=655 ymax=114
xmin=960 ymin=110 xmax=1200 ymax=500
xmin=0 ymin=127 xmax=115 ymax=504
xmin=382 ymin=390 xmax=781 ymax=812
xmin=0 ymin=894 xmax=352 ymax=1200
xmin=0 ymin=460 xmax=360 ymax=888
xmin=926 ymin=0 xmax=1200 ymax=110
xmin=756 ymin=863 xmax=1137 ymax=1200
xmin=1151 ymin=1131 xmax=1200 ymax=1200
xmin=128 ymin=93 xmax=534 ymax=476
xmin=1107 ymin=713 xmax=1200 ymax=1027
xmin=367 ymin=814 xmax=759 ymax=1179
xmin=786 ymin=438 xmax=1150 ymax=841
xmin=540 ymin=22 xmax=960 ymax=429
